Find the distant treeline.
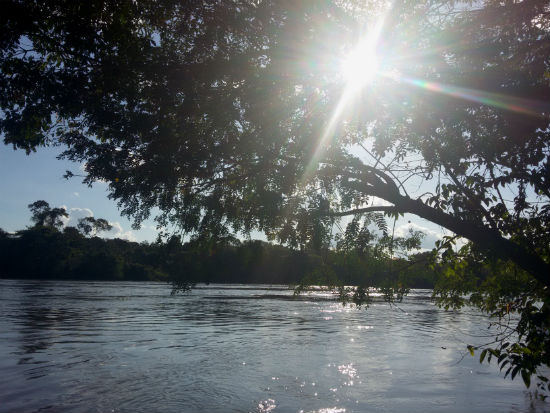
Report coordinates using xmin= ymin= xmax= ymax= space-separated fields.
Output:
xmin=0 ymin=226 xmax=437 ymax=288
xmin=0 ymin=201 xmax=438 ymax=288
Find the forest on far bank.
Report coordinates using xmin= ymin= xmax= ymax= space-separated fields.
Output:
xmin=0 ymin=201 xmax=437 ymax=289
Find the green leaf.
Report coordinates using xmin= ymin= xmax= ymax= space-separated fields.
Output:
xmin=521 ymin=370 xmax=531 ymax=388
xmin=504 ymin=366 xmax=512 ymax=378
xmin=467 ymin=345 xmax=475 ymax=357
xmin=479 ymin=349 xmax=487 ymax=364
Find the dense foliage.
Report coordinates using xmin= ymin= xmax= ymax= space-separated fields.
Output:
xmin=1 ymin=0 xmax=548 ymax=282
xmin=432 ymin=241 xmax=549 ymax=395
xmin=0 ymin=201 xmax=435 ymax=289
xmin=1 ymin=0 xmax=548 ymax=391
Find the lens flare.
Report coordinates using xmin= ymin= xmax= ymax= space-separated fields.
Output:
xmin=341 ymin=41 xmax=379 ymax=87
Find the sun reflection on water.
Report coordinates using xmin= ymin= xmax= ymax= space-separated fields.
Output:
xmin=338 ymin=363 xmax=358 ymax=387
xmin=258 ymin=398 xmax=276 ymax=412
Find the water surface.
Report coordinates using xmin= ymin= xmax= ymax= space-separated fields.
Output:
xmin=0 ymin=280 xmax=547 ymax=412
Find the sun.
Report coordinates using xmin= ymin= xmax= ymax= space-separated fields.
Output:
xmin=303 ymin=19 xmax=387 ymax=183
xmin=341 ymin=41 xmax=379 ymax=87
xmin=340 ymin=19 xmax=386 ymax=89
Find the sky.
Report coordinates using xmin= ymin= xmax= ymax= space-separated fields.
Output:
xmin=0 ymin=1 xmax=472 ymax=251
xmin=0 ymin=140 xmax=450 ymax=250
xmin=0 ymin=143 xmax=158 ymax=242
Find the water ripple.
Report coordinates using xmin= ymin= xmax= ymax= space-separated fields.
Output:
xmin=0 ymin=280 xmax=546 ymax=413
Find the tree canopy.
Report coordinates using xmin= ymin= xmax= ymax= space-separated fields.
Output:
xmin=77 ymin=216 xmax=112 ymax=237
xmin=28 ymin=199 xmax=68 ymax=229
xmin=1 ymin=0 xmax=549 ymax=391
xmin=2 ymin=0 xmax=548 ymax=280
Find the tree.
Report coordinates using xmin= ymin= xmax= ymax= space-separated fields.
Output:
xmin=28 ymin=200 xmax=68 ymax=229
xmin=1 ymin=0 xmax=548 ymax=389
xmin=2 ymin=0 xmax=547 ymax=281
xmin=77 ymin=216 xmax=113 ymax=237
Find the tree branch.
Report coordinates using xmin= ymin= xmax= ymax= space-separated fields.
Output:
xmin=396 ymin=195 xmax=550 ymax=289
xmin=338 ymin=168 xmax=550 ymax=288
xmin=327 ymin=205 xmax=400 ymax=217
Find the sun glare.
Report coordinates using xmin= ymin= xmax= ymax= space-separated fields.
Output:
xmin=340 ymin=18 xmax=385 ymax=89
xmin=341 ymin=41 xmax=379 ymax=87
xmin=300 ymin=19 xmax=386 ymax=185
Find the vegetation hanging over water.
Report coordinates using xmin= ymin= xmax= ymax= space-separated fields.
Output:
xmin=1 ymin=0 xmax=548 ymax=395
xmin=0 ymin=200 xmax=436 ymax=289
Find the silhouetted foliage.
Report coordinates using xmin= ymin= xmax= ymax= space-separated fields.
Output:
xmin=1 ymin=1 xmax=547 ymax=285
xmin=0 ymin=200 xmax=434 ymax=290
xmin=1 ymin=0 xmax=548 ymax=390
xmin=28 ymin=200 xmax=68 ymax=229
xmin=77 ymin=216 xmax=112 ymax=237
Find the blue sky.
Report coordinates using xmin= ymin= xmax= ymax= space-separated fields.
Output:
xmin=0 ymin=144 xmax=158 ymax=242
xmin=0 ymin=142 xmax=449 ymax=249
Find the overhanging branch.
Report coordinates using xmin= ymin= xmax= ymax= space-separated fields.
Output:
xmin=335 ymin=168 xmax=550 ymax=288
xmin=397 ymin=195 xmax=550 ymax=288
xmin=327 ymin=205 xmax=400 ymax=217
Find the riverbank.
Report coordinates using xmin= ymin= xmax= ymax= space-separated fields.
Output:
xmin=1 ymin=226 xmax=437 ymax=287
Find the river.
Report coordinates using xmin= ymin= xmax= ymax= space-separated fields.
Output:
xmin=0 ymin=280 xmax=547 ymax=412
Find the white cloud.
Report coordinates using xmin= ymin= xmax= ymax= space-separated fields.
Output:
xmin=60 ymin=207 xmax=136 ymax=241
xmin=61 ymin=207 xmax=94 ymax=228
xmin=394 ymin=221 xmax=467 ymax=251
xmin=104 ymin=221 xmax=137 ymax=242
xmin=369 ymin=197 xmax=393 ymax=207
xmin=394 ymin=221 xmax=443 ymax=250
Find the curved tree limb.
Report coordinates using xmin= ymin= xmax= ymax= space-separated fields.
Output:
xmin=328 ymin=205 xmax=400 ymax=217
xmin=339 ymin=172 xmax=550 ymax=288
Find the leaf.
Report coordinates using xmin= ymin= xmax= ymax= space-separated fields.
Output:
xmin=467 ymin=345 xmax=475 ymax=357
xmin=479 ymin=349 xmax=487 ymax=363
xmin=521 ymin=370 xmax=531 ymax=388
